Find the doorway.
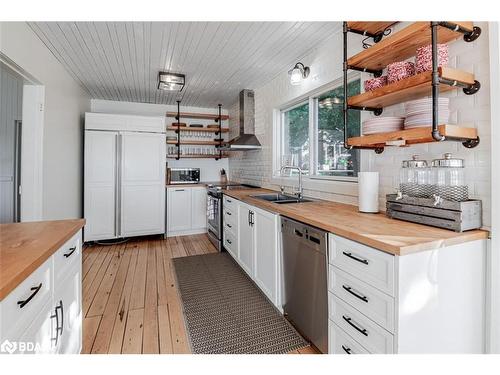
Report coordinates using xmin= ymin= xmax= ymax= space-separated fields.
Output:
xmin=0 ymin=62 xmax=24 ymax=223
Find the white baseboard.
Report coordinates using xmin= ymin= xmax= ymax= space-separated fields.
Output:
xmin=167 ymin=227 xmax=207 ymax=237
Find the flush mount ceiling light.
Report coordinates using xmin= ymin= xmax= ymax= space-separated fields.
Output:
xmin=288 ymin=62 xmax=310 ymax=85
xmin=158 ymin=72 xmax=185 ymax=91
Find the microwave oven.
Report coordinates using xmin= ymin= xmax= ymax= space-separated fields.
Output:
xmin=170 ymin=168 xmax=201 ymax=184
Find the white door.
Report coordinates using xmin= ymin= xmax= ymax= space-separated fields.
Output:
xmin=191 ymin=187 xmax=207 ymax=230
xmin=120 ymin=132 xmax=166 ymax=237
xmin=238 ymin=202 xmax=254 ymax=276
xmin=167 ymin=188 xmax=192 ymax=232
xmin=253 ymin=207 xmax=279 ymax=305
xmin=84 ymin=131 xmax=117 ymax=241
xmin=54 ymin=264 xmax=82 ymax=354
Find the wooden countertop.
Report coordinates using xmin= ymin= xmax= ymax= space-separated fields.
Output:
xmin=223 ymin=188 xmax=488 ymax=256
xmin=166 ymin=181 xmax=234 ymax=188
xmin=0 ymin=219 xmax=85 ymax=300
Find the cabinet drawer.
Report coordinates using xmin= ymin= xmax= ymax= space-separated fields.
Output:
xmin=53 ymin=231 xmax=82 ymax=283
xmin=223 ymin=195 xmax=237 ymax=212
xmin=223 ymin=229 xmax=237 ymax=255
xmin=329 ymin=234 xmax=395 ymax=296
xmin=223 ymin=209 xmax=237 ymax=230
xmin=329 ymin=293 xmax=393 ymax=354
xmin=329 ymin=266 xmax=395 ymax=332
xmin=0 ymin=257 xmax=53 ymax=339
xmin=329 ymin=321 xmax=370 ymax=354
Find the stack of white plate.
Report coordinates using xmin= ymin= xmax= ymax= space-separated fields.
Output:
xmin=362 ymin=117 xmax=405 ymax=135
xmin=404 ymin=97 xmax=450 ymax=129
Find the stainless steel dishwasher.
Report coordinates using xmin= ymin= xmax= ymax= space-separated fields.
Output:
xmin=281 ymin=216 xmax=328 ymax=353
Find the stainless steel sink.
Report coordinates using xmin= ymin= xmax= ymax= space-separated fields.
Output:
xmin=250 ymin=193 xmax=313 ymax=204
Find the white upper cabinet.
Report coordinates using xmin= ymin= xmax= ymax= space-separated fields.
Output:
xmin=84 ymin=130 xmax=117 ymax=241
xmin=120 ymin=132 xmax=166 ymax=237
xmin=85 ymin=112 xmax=165 ymax=133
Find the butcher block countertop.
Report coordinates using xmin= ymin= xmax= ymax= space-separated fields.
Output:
xmin=0 ymin=219 xmax=85 ymax=300
xmin=223 ymin=188 xmax=488 ymax=256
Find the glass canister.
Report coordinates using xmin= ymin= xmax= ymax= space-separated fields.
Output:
xmin=399 ymin=155 xmax=431 ymax=197
xmin=431 ymin=153 xmax=468 ymax=201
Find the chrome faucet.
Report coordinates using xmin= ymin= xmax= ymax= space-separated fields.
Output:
xmin=280 ymin=165 xmax=303 ymax=200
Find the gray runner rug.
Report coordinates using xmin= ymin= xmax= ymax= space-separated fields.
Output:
xmin=172 ymin=252 xmax=309 ymax=354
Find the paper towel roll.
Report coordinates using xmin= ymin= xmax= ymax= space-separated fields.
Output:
xmin=358 ymin=172 xmax=379 ymax=213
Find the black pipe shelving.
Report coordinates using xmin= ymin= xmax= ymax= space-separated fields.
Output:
xmin=342 ymin=21 xmax=482 ymax=154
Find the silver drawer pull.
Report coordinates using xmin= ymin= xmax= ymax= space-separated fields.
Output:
xmin=341 ymin=345 xmax=352 ymax=354
xmin=342 ymin=315 xmax=368 ymax=336
xmin=342 ymin=251 xmax=369 ymax=265
xmin=342 ymin=285 xmax=369 ymax=303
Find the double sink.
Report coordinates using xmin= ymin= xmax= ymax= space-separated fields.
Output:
xmin=250 ymin=193 xmax=313 ymax=205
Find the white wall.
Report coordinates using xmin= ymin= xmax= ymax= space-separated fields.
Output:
xmin=91 ymin=99 xmax=229 ymax=182
xmin=0 ymin=22 xmax=91 ymax=220
xmin=229 ymin=22 xmax=492 ymax=228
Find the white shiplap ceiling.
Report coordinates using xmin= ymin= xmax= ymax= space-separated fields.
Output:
xmin=28 ymin=22 xmax=341 ymax=107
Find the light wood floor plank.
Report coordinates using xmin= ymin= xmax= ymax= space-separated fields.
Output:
xmin=156 ymin=239 xmax=169 ymax=306
xmin=142 ymin=240 xmax=159 ymax=354
xmin=83 ymin=247 xmax=115 ymax=317
xmin=82 ymin=246 xmax=104 ymax=281
xmin=129 ymin=240 xmax=148 ymax=310
xmin=82 ymin=316 xmax=101 ymax=354
xmin=87 ymin=244 xmax=124 ymax=317
xmin=158 ymin=305 xmax=173 ymax=354
xmin=122 ymin=308 xmax=144 ymax=354
xmin=108 ymin=243 xmax=140 ymax=354
xmin=90 ymin=245 xmax=133 ymax=353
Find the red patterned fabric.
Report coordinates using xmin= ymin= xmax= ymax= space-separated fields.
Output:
xmin=416 ymin=44 xmax=449 ymax=73
xmin=364 ymin=76 xmax=388 ymax=91
xmin=387 ymin=61 xmax=416 ymax=84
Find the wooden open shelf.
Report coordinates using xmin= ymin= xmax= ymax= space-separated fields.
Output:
xmin=348 ymin=124 xmax=478 ymax=148
xmin=166 ymin=154 xmax=228 ymax=159
xmin=166 ymin=126 xmax=229 ymax=133
xmin=348 ymin=22 xmax=473 ymax=71
xmin=348 ymin=67 xmax=475 ymax=109
xmin=347 ymin=22 xmax=397 ymax=35
xmin=166 ymin=140 xmax=221 ymax=145
xmin=166 ymin=111 xmax=229 ymax=121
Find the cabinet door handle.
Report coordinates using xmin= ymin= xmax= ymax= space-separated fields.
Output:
xmin=342 ymin=251 xmax=369 ymax=265
xmin=341 ymin=345 xmax=352 ymax=354
xmin=226 ymin=199 xmax=232 ymax=203
xmin=227 ymin=223 xmax=232 ymax=228
xmin=17 ymin=283 xmax=42 ymax=308
xmin=56 ymin=300 xmax=64 ymax=335
xmin=342 ymin=315 xmax=368 ymax=336
xmin=226 ymin=239 xmax=232 ymax=245
xmin=226 ymin=211 xmax=232 ymax=216
xmin=342 ymin=285 xmax=369 ymax=303
xmin=250 ymin=211 xmax=254 ymax=226
xmin=63 ymin=246 xmax=77 ymax=258
xmin=175 ymin=189 xmax=185 ymax=192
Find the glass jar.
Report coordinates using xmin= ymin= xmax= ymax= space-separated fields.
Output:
xmin=431 ymin=153 xmax=468 ymax=201
xmin=399 ymin=155 xmax=431 ymax=197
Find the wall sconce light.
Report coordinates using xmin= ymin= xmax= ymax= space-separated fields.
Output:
xmin=288 ymin=62 xmax=310 ymax=85
xmin=158 ymin=72 xmax=185 ymax=91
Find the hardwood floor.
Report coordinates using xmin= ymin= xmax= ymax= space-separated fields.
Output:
xmin=81 ymin=234 xmax=319 ymax=354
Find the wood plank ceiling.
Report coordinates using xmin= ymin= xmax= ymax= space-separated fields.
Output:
xmin=28 ymin=22 xmax=341 ymax=107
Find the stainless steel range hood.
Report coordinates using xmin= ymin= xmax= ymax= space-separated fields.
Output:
xmin=220 ymin=89 xmax=261 ymax=151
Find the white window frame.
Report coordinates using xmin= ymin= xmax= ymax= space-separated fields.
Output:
xmin=273 ymin=73 xmax=361 ymax=185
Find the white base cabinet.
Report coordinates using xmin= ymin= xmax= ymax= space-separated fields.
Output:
xmin=167 ymin=186 xmax=207 ymax=237
xmin=328 ymin=233 xmax=487 ymax=354
xmin=0 ymin=230 xmax=83 ymax=354
xmin=222 ymin=195 xmax=281 ymax=308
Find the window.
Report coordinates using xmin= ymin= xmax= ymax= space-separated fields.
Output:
xmin=277 ymin=78 xmax=360 ymax=180
xmin=315 ymin=80 xmax=360 ymax=178
xmin=281 ymin=101 xmax=310 ymax=174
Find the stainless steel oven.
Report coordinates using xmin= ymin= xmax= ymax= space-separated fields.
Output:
xmin=170 ymin=168 xmax=200 ymax=184
xmin=207 ymin=190 xmax=222 ymax=251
